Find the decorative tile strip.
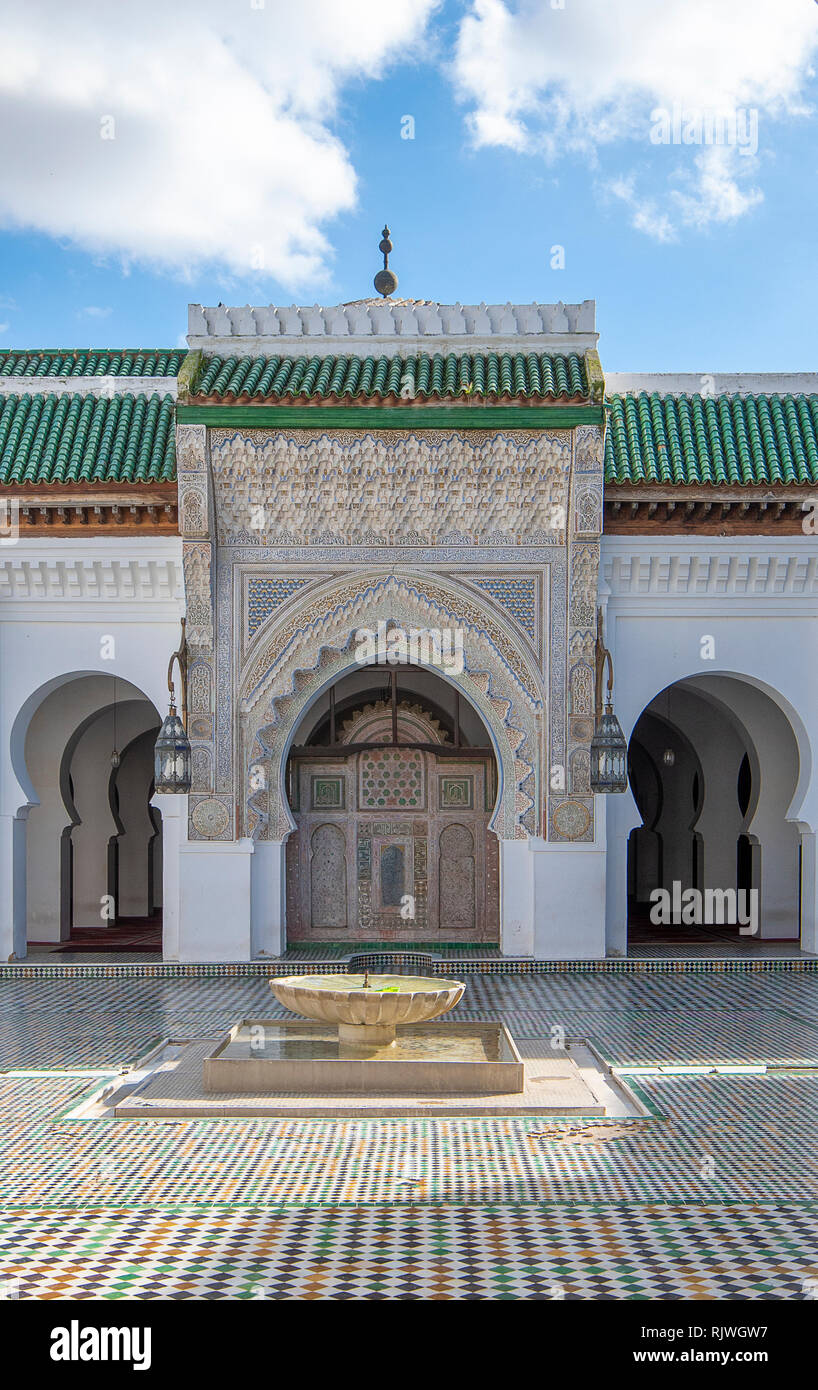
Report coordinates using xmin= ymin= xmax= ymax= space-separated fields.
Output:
xmin=1 ymin=956 xmax=816 ymax=980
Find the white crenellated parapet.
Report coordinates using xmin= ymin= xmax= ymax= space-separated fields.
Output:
xmin=187 ymin=299 xmax=598 ymax=356
xmin=606 ymin=371 xmax=818 ymax=398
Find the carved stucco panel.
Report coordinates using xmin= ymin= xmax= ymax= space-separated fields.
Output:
xmin=238 ymin=575 xmax=543 ymax=844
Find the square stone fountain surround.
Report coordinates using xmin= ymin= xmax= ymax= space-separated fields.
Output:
xmin=203 ymin=1018 xmax=525 ymax=1095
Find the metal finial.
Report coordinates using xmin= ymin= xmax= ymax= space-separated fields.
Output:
xmin=373 ymin=224 xmax=398 ymax=298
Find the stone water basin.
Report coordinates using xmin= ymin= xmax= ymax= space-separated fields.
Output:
xmin=270 ymin=973 xmax=466 ymax=1045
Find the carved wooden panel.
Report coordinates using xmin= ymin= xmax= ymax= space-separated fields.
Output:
xmin=286 ymin=748 xmax=499 ymax=943
xmin=439 ymin=823 xmax=476 ymax=932
xmin=309 ymin=824 xmax=347 ymax=929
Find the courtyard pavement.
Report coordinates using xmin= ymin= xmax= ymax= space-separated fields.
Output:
xmin=1 ymin=968 xmax=817 ymax=1299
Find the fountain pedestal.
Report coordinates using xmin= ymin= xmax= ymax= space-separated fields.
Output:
xmin=338 ymin=1022 xmax=398 ymax=1046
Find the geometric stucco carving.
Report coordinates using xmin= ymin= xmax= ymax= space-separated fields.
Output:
xmin=177 ymin=423 xmax=224 ymax=839
xmin=210 ymin=427 xmax=572 ymax=546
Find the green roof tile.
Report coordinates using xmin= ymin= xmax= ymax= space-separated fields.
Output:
xmin=0 ymin=348 xmax=186 ymax=378
xmin=605 ymin=392 xmax=818 ymax=486
xmin=194 ymin=350 xmax=590 ymax=402
xmin=0 ymin=392 xmax=176 ymax=485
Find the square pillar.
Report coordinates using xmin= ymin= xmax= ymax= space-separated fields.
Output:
xmin=800 ymin=831 xmax=818 ymax=956
xmin=178 ymin=837 xmax=255 ymax=961
xmin=499 ymin=838 xmax=534 ymax=956
xmin=151 ymin=793 xmax=186 ymax=961
xmin=251 ymin=839 xmax=287 ymax=959
xmin=0 ymin=812 xmax=27 ymax=961
xmin=529 ymin=835 xmax=607 ymax=959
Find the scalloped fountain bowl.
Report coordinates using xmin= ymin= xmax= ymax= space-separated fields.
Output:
xmin=270 ymin=973 xmax=466 ymax=1046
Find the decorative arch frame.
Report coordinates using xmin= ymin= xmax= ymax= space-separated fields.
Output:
xmin=237 ymin=570 xmax=546 ymax=842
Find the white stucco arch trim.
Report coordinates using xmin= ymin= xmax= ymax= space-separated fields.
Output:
xmin=6 ymin=671 xmax=159 ymax=816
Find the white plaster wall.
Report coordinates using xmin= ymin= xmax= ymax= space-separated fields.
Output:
xmin=497 ymin=833 xmax=606 ymax=960
xmin=178 ymin=839 xmax=254 ymax=961
xmin=499 ymin=839 xmax=534 ymax=957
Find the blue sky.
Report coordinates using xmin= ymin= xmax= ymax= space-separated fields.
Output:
xmin=1 ymin=0 xmax=817 ymax=370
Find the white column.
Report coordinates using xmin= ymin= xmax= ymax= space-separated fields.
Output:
xmin=115 ymin=735 xmax=156 ymax=916
xmin=605 ymin=788 xmax=641 ymax=956
xmin=152 ymin=793 xmax=185 ymax=961
xmin=797 ymin=830 xmax=817 ymax=956
xmin=251 ymin=839 xmax=287 ymax=958
xmin=499 ymin=838 xmax=534 ymax=956
xmin=0 ymin=812 xmax=27 ymax=961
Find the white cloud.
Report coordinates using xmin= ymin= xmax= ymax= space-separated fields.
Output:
xmin=78 ymin=305 xmax=113 ymax=319
xmin=0 ymin=0 xmax=438 ymax=285
xmin=0 ymin=323 xmax=9 ymax=334
xmin=606 ymin=176 xmax=677 ymax=243
xmin=452 ymin=0 xmax=818 ymax=236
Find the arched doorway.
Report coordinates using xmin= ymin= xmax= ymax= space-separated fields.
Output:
xmin=20 ymin=674 xmax=161 ymax=955
xmin=283 ymin=661 xmax=500 ymax=943
xmin=627 ymin=675 xmax=801 ymax=947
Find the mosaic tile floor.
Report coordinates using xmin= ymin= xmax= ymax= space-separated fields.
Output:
xmin=1 ymin=971 xmax=817 ymax=1299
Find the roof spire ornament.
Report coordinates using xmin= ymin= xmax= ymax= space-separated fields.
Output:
xmin=373 ymin=225 xmax=398 ymax=298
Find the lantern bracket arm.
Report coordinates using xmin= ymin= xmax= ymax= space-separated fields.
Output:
xmin=594 ymin=606 xmax=615 ymax=720
xmin=166 ymin=618 xmax=189 ymax=731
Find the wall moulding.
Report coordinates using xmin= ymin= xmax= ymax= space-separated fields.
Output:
xmin=602 ymin=545 xmax=818 ymax=597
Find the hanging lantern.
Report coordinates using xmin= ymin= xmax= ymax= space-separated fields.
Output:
xmin=663 ymin=747 xmax=675 ymax=767
xmin=589 ymin=607 xmax=629 ymax=794
xmin=154 ymin=701 xmax=191 ymax=793
xmin=590 ymin=701 xmax=629 ymax=793
xmin=153 ymin=618 xmax=191 ymax=794
xmin=110 ymin=676 xmax=120 ymax=769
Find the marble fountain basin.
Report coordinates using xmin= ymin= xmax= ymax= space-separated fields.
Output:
xmin=269 ymin=973 xmax=465 ymax=1046
xmin=202 ymin=970 xmax=525 ymax=1096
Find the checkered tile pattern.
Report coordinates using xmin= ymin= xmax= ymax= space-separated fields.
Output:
xmin=2 ymin=970 xmax=818 ymax=1298
xmin=1 ymin=1204 xmax=816 ymax=1300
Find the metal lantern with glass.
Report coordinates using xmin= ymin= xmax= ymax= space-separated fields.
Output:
xmin=589 ymin=607 xmax=628 ymax=794
xmin=153 ymin=618 xmax=192 ymax=794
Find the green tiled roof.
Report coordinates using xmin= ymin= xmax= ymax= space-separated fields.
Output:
xmin=194 ymin=351 xmax=590 ymax=402
xmin=605 ymin=392 xmax=818 ymax=486
xmin=0 ymin=392 xmax=176 ymax=485
xmin=0 ymin=348 xmax=186 ymax=378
